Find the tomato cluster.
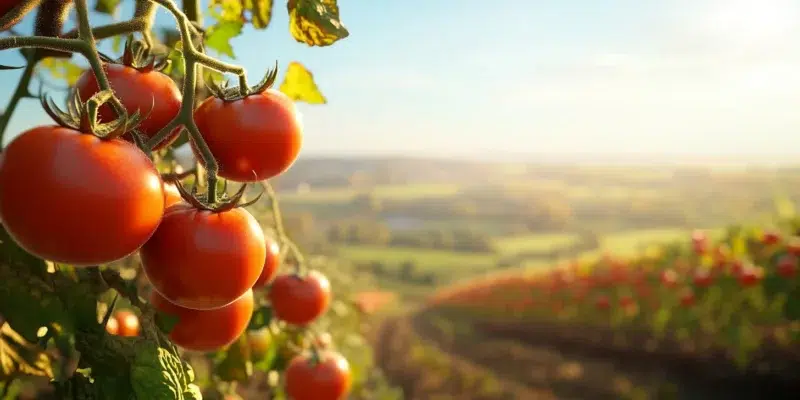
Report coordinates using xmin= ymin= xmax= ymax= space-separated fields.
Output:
xmin=0 ymin=54 xmax=349 ymax=398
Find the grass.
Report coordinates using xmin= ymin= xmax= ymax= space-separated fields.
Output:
xmin=492 ymin=233 xmax=579 ymax=255
xmin=577 ymin=227 xmax=726 ymax=261
xmin=279 ymin=183 xmax=461 ymax=204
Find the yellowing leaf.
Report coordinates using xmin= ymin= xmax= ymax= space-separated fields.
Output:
xmin=245 ymin=0 xmax=273 ymax=29
xmin=287 ymin=0 xmax=349 ymax=47
xmin=209 ymin=0 xmax=274 ymax=30
xmin=279 ymin=62 xmax=327 ymax=104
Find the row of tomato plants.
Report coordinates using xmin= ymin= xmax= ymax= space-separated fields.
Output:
xmin=425 ymin=223 xmax=800 ymax=367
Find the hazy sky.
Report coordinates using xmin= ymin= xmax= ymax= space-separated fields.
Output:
xmin=1 ymin=0 xmax=800 ymax=159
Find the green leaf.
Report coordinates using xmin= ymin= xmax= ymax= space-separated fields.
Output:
xmin=0 ymin=235 xmax=72 ymax=342
xmin=279 ymin=61 xmax=327 ymax=104
xmin=111 ymin=35 xmax=124 ymax=53
xmin=94 ymin=0 xmax=122 ymax=17
xmin=205 ymin=20 xmax=244 ymax=58
xmin=247 ymin=306 xmax=273 ymax=331
xmin=131 ymin=342 xmax=191 ymax=399
xmin=213 ymin=335 xmax=252 ymax=383
xmin=37 ymin=58 xmax=85 ymax=87
xmin=287 ymin=0 xmax=349 ymax=47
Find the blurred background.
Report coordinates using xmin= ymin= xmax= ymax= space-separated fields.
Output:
xmin=1 ymin=0 xmax=800 ymax=399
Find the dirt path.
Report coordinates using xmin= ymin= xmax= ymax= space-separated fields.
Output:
xmin=372 ymin=310 xmax=799 ymax=400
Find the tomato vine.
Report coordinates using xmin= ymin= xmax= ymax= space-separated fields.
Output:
xmin=0 ymin=0 xmax=360 ymax=398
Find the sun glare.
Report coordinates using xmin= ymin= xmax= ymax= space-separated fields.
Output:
xmin=703 ymin=0 xmax=797 ymax=46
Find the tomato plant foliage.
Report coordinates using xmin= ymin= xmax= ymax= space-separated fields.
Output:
xmin=0 ymin=0 xmax=389 ymax=399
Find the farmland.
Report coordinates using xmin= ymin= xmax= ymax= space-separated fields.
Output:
xmin=261 ymin=157 xmax=800 ymax=398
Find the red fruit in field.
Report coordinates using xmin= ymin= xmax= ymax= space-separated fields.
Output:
xmin=679 ymin=289 xmax=695 ymax=307
xmin=762 ymin=230 xmax=781 ymax=245
xmin=737 ymin=265 xmax=764 ymax=287
xmin=692 ymin=269 xmax=714 ymax=288
xmin=730 ymin=260 xmax=745 ymax=277
xmin=787 ymin=237 xmax=800 ymax=256
xmin=595 ymin=295 xmax=611 ymax=310
xmin=776 ymin=255 xmax=797 ymax=279
xmin=691 ymin=230 xmax=708 ymax=253
xmin=660 ymin=269 xmax=679 ymax=288
xmin=619 ymin=295 xmax=635 ymax=309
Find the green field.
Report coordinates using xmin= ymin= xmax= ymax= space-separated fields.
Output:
xmin=492 ymin=233 xmax=579 ymax=255
xmin=336 ymin=245 xmax=497 ymax=273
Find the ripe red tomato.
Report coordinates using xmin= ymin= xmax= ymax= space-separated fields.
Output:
xmin=762 ymin=230 xmax=781 ymax=245
xmin=114 ymin=310 xmax=140 ymax=337
xmin=285 ymin=351 xmax=352 ymax=400
xmin=0 ymin=126 xmax=165 ymax=265
xmin=141 ymin=203 xmax=266 ymax=310
xmin=193 ymin=89 xmax=303 ymax=182
xmin=150 ymin=289 xmax=254 ymax=352
xmin=253 ymin=239 xmax=281 ymax=289
xmin=786 ymin=237 xmax=800 ymax=256
xmin=691 ymin=230 xmax=708 ymax=254
xmin=162 ymin=182 xmax=183 ymax=208
xmin=618 ymin=295 xmax=635 ymax=309
xmin=679 ymin=289 xmax=695 ymax=307
xmin=594 ymin=295 xmax=610 ymax=310
xmin=75 ymin=64 xmax=182 ymax=150
xmin=105 ymin=316 xmax=119 ymax=335
xmin=777 ymin=254 xmax=798 ymax=278
xmin=738 ymin=265 xmax=764 ymax=287
xmin=692 ymin=269 xmax=714 ymax=288
xmin=269 ymin=271 xmax=331 ymax=326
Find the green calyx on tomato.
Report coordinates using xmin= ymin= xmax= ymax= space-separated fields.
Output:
xmin=193 ymin=65 xmax=303 ymax=183
xmin=140 ymin=202 xmax=267 ymax=310
xmin=169 ymin=177 xmax=263 ymax=213
xmin=42 ymin=87 xmax=144 ymax=141
xmin=75 ymin=37 xmax=181 ymax=151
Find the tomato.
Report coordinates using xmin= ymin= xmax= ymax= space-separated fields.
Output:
xmin=594 ymin=295 xmax=610 ymax=310
xmin=75 ymin=64 xmax=182 ymax=150
xmin=787 ymin=237 xmax=800 ymax=256
xmin=247 ymin=328 xmax=273 ymax=360
xmin=150 ymin=289 xmax=253 ymax=352
xmin=193 ymin=89 xmax=303 ymax=182
xmin=0 ymin=1 xmax=26 ymax=31
xmin=777 ymin=254 xmax=798 ymax=278
xmin=105 ymin=316 xmax=119 ymax=335
xmin=679 ymin=289 xmax=695 ymax=307
xmin=692 ymin=269 xmax=714 ymax=288
xmin=150 ymin=290 xmax=255 ymax=352
xmin=253 ymin=239 xmax=281 ymax=289
xmin=285 ymin=351 xmax=352 ymax=400
xmin=141 ymin=203 xmax=265 ymax=310
xmin=162 ymin=182 xmax=183 ymax=208
xmin=269 ymin=271 xmax=331 ymax=326
xmin=738 ymin=265 xmax=764 ymax=287
xmin=0 ymin=126 xmax=165 ymax=265
xmin=114 ymin=310 xmax=140 ymax=337
xmin=762 ymin=230 xmax=781 ymax=245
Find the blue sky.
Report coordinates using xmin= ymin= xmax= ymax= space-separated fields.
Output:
xmin=2 ymin=0 xmax=800 ymax=160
